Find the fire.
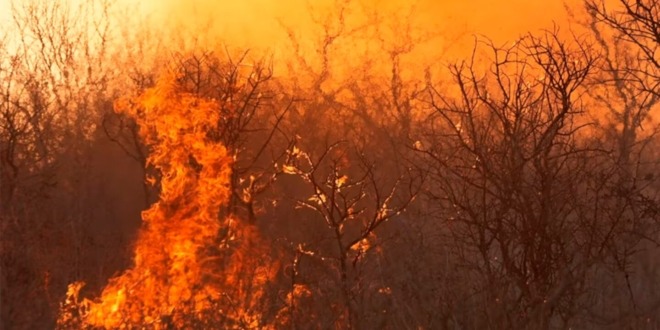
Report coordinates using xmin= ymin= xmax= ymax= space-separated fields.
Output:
xmin=58 ymin=74 xmax=277 ymax=328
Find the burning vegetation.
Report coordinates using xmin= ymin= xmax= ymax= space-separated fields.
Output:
xmin=1 ymin=0 xmax=660 ymax=329
xmin=58 ymin=75 xmax=278 ymax=328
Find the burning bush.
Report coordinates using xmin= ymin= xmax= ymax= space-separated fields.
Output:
xmin=58 ymin=75 xmax=278 ymax=328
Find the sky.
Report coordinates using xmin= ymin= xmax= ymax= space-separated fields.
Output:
xmin=145 ymin=0 xmax=581 ymax=54
xmin=0 ymin=0 xmax=581 ymax=50
xmin=0 ymin=0 xmax=590 ymax=77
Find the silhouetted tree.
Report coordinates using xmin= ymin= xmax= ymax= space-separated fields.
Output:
xmin=416 ymin=30 xmax=653 ymax=328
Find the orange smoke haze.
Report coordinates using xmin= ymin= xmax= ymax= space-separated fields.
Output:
xmin=0 ymin=0 xmax=592 ymax=59
xmin=1 ymin=0 xmax=653 ymax=327
xmin=138 ymin=0 xmax=582 ymax=60
xmin=0 ymin=0 xmax=588 ymax=87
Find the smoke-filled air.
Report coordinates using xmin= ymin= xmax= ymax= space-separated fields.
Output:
xmin=1 ymin=0 xmax=659 ymax=328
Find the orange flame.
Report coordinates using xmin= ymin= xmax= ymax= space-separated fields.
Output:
xmin=58 ymin=74 xmax=277 ymax=328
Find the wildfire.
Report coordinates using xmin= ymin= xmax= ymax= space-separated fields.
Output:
xmin=58 ymin=74 xmax=277 ymax=328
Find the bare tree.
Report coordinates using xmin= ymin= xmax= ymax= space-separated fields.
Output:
xmin=280 ymin=139 xmax=420 ymax=328
xmin=1 ymin=0 xmax=116 ymax=328
xmin=415 ymin=29 xmax=654 ymax=328
xmin=585 ymin=0 xmax=659 ymax=94
xmin=572 ymin=1 xmax=660 ymax=326
xmin=273 ymin=3 xmax=438 ymax=327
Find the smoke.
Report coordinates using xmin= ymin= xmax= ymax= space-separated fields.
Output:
xmin=139 ymin=0 xmax=579 ymax=58
xmin=0 ymin=0 xmax=583 ymax=60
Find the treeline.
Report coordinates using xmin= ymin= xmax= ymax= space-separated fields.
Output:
xmin=1 ymin=0 xmax=660 ymax=329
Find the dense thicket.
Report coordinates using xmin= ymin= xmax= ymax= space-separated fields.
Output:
xmin=1 ymin=0 xmax=659 ymax=328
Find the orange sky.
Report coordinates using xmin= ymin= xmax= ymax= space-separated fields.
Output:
xmin=0 ymin=0 xmax=591 ymax=85
xmin=0 ymin=0 xmax=585 ymax=59
xmin=142 ymin=0 xmax=583 ymax=58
